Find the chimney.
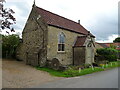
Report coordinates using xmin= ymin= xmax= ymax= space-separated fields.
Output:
xmin=78 ymin=20 xmax=80 ymax=24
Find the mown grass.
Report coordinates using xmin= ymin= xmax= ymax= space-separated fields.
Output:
xmin=63 ymin=67 xmax=104 ymax=77
xmin=100 ymin=61 xmax=120 ymax=69
xmin=36 ymin=61 xmax=120 ymax=77
xmin=36 ymin=67 xmax=67 ymax=77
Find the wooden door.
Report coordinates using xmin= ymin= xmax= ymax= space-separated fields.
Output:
xmin=73 ymin=47 xmax=85 ymax=65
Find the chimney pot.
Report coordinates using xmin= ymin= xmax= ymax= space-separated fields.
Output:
xmin=78 ymin=20 xmax=80 ymax=24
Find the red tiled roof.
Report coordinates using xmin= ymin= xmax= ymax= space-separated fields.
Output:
xmin=74 ymin=36 xmax=87 ymax=47
xmin=116 ymin=48 xmax=120 ymax=50
xmin=102 ymin=43 xmax=120 ymax=47
xmin=104 ymin=43 xmax=112 ymax=47
xmin=96 ymin=43 xmax=108 ymax=48
xmin=35 ymin=6 xmax=95 ymax=37
xmin=96 ymin=42 xmax=120 ymax=50
xmin=113 ymin=43 xmax=120 ymax=46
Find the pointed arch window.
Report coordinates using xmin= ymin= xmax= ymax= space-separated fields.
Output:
xmin=58 ymin=32 xmax=65 ymax=51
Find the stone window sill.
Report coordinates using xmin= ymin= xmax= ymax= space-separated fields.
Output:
xmin=57 ymin=51 xmax=66 ymax=54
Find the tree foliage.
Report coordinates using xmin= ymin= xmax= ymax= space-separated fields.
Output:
xmin=110 ymin=44 xmax=116 ymax=49
xmin=2 ymin=34 xmax=20 ymax=58
xmin=0 ymin=0 xmax=16 ymax=33
xmin=96 ymin=48 xmax=118 ymax=61
xmin=113 ymin=37 xmax=120 ymax=43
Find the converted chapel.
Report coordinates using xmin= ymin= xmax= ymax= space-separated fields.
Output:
xmin=16 ymin=3 xmax=95 ymax=69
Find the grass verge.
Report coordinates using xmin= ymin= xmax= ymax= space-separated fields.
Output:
xmin=36 ymin=61 xmax=120 ymax=77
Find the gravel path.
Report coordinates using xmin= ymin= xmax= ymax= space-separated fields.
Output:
xmin=2 ymin=59 xmax=64 ymax=88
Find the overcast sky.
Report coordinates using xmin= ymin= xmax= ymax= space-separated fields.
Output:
xmin=1 ymin=0 xmax=119 ymax=42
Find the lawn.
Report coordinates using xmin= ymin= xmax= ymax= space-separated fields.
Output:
xmin=36 ymin=61 xmax=120 ymax=77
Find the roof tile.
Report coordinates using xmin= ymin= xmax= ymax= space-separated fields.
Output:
xmin=74 ymin=36 xmax=87 ymax=47
xmin=36 ymin=6 xmax=94 ymax=37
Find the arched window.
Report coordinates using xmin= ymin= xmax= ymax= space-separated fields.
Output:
xmin=58 ymin=32 xmax=65 ymax=51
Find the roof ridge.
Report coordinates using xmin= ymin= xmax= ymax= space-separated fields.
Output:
xmin=78 ymin=36 xmax=87 ymax=37
xmin=101 ymin=43 xmax=113 ymax=44
xmin=36 ymin=6 xmax=81 ymax=26
xmin=35 ymin=6 xmax=95 ymax=37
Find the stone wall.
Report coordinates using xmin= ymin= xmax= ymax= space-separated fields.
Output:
xmin=85 ymin=37 xmax=95 ymax=64
xmin=16 ymin=43 xmax=26 ymax=61
xmin=47 ymin=26 xmax=83 ymax=65
xmin=85 ymin=46 xmax=95 ymax=64
xmin=16 ymin=6 xmax=96 ymax=67
xmin=16 ymin=6 xmax=48 ymax=67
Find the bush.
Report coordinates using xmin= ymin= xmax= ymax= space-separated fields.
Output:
xmin=96 ymin=48 xmax=118 ymax=62
xmin=2 ymin=34 xmax=20 ymax=58
xmin=118 ymin=51 xmax=120 ymax=59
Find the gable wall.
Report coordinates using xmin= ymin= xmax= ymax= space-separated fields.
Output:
xmin=16 ymin=7 xmax=48 ymax=67
xmin=85 ymin=45 xmax=95 ymax=64
xmin=84 ymin=37 xmax=95 ymax=64
xmin=47 ymin=25 xmax=84 ymax=65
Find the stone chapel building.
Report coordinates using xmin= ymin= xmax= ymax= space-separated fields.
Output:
xmin=16 ymin=3 xmax=95 ymax=69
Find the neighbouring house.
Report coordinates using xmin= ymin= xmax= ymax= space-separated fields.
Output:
xmin=95 ymin=42 xmax=120 ymax=60
xmin=95 ymin=42 xmax=108 ymax=49
xmin=16 ymin=3 xmax=95 ymax=69
xmin=95 ymin=42 xmax=120 ymax=50
xmin=104 ymin=43 xmax=120 ymax=50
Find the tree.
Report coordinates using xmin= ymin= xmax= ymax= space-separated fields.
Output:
xmin=113 ymin=37 xmax=120 ymax=43
xmin=2 ymin=34 xmax=20 ymax=58
xmin=0 ymin=0 xmax=16 ymax=33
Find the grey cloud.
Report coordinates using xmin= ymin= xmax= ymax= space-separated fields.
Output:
xmin=5 ymin=2 xmax=31 ymax=31
xmin=87 ymin=14 xmax=118 ymax=41
xmin=4 ymin=0 xmax=118 ymax=43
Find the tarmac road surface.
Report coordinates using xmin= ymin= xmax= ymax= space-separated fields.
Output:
xmin=34 ymin=68 xmax=119 ymax=88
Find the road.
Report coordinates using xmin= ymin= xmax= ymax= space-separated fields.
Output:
xmin=34 ymin=68 xmax=119 ymax=88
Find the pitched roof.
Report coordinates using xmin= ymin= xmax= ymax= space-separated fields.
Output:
xmin=74 ymin=36 xmax=87 ymax=47
xmin=96 ymin=42 xmax=120 ymax=50
xmin=96 ymin=43 xmax=108 ymax=48
xmin=104 ymin=43 xmax=120 ymax=50
xmin=35 ymin=6 xmax=95 ymax=37
xmin=99 ymin=43 xmax=116 ymax=47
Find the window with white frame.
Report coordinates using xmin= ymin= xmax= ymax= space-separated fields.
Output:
xmin=58 ymin=32 xmax=65 ymax=51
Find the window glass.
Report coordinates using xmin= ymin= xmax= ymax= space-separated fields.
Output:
xmin=58 ymin=33 xmax=65 ymax=43
xmin=58 ymin=33 xmax=65 ymax=51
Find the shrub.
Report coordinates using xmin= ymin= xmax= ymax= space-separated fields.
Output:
xmin=118 ymin=51 xmax=120 ymax=59
xmin=96 ymin=48 xmax=118 ymax=62
xmin=2 ymin=34 xmax=20 ymax=58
